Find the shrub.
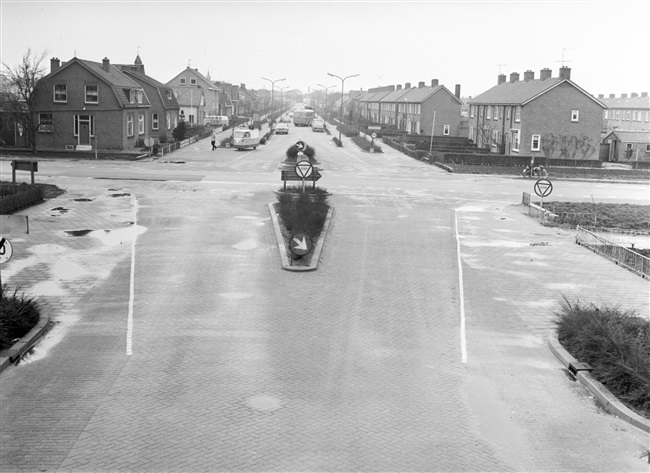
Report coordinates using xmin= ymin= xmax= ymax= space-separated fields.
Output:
xmin=0 ymin=286 xmax=40 ymax=350
xmin=555 ymin=298 xmax=650 ymax=417
xmin=172 ymin=121 xmax=187 ymax=142
xmin=332 ymin=137 xmax=342 ymax=147
xmin=275 ymin=187 xmax=330 ymax=239
xmin=260 ymin=137 xmax=267 ymax=145
xmin=336 ymin=123 xmax=359 ymax=138
xmin=158 ymin=133 xmax=168 ymax=144
xmin=0 ymin=183 xmax=44 ymax=214
xmin=220 ymin=136 xmax=233 ymax=147
xmin=351 ymin=136 xmax=382 ymax=153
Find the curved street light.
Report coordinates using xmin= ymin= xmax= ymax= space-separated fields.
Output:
xmin=327 ymin=72 xmax=359 ymax=142
xmin=261 ymin=76 xmax=286 ymax=120
xmin=316 ymin=83 xmax=335 ymax=124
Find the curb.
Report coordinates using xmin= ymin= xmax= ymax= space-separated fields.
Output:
xmin=267 ymin=202 xmax=334 ymax=272
xmin=547 ymin=332 xmax=650 ymax=434
xmin=0 ymin=306 xmax=51 ymax=374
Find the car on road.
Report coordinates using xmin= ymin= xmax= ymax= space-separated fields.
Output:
xmin=282 ymin=116 xmax=292 ymax=123
xmin=274 ymin=123 xmax=289 ymax=134
xmin=311 ymin=119 xmax=325 ymax=132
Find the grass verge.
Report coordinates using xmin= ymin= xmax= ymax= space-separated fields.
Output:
xmin=554 ymin=298 xmax=650 ymax=419
xmin=444 ymin=164 xmax=650 ymax=181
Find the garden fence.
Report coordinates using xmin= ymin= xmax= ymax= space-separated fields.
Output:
xmin=575 ymin=225 xmax=650 ymax=278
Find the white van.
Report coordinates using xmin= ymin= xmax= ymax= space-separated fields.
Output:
xmin=204 ymin=115 xmax=229 ymax=127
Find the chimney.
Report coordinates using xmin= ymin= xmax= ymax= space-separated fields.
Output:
xmin=559 ymin=66 xmax=571 ymax=80
xmin=418 ymin=81 xmax=425 ymax=88
xmin=240 ymin=83 xmax=245 ymax=89
xmin=598 ymin=94 xmax=604 ymax=99
xmin=397 ymin=84 xmax=402 ymax=90
xmin=609 ymin=94 xmax=615 ymax=98
xmin=524 ymin=70 xmax=535 ymax=81
xmin=509 ymin=72 xmax=520 ymax=83
xmin=498 ymin=74 xmax=506 ymax=85
xmin=50 ymin=57 xmax=60 ymax=73
xmin=405 ymin=82 xmax=411 ymax=89
xmin=102 ymin=57 xmax=110 ymax=72
xmin=621 ymin=93 xmax=627 ymax=98
xmin=631 ymin=92 xmax=638 ymax=98
xmin=389 ymin=85 xmax=395 ymax=91
xmin=540 ymin=68 xmax=552 ymax=80
xmin=642 ymin=92 xmax=648 ymax=97
xmin=455 ymin=84 xmax=461 ymax=98
xmin=431 ymin=79 xmax=439 ymax=87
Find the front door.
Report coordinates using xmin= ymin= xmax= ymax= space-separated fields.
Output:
xmin=78 ymin=116 xmax=91 ymax=145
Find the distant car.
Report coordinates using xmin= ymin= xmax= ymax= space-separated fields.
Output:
xmin=274 ymin=123 xmax=289 ymax=134
xmin=282 ymin=116 xmax=292 ymax=123
xmin=311 ymin=119 xmax=325 ymax=132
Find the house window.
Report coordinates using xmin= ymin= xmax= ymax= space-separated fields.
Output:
xmin=633 ymin=111 xmax=637 ymax=121
xmin=487 ymin=106 xmax=491 ymax=119
xmin=646 ymin=111 xmax=649 ymax=122
xmin=127 ymin=115 xmax=134 ymax=137
xmin=498 ymin=106 xmax=503 ymax=119
xmin=54 ymin=84 xmax=67 ymax=102
xmin=85 ymin=85 xmax=98 ymax=104
xmin=645 ymin=144 xmax=650 ymax=152
xmin=625 ymin=111 xmax=631 ymax=120
xmin=129 ymin=89 xmax=143 ymax=104
xmin=616 ymin=111 xmax=620 ymax=120
xmin=166 ymin=113 xmax=171 ymax=129
xmin=470 ymin=105 xmax=475 ymax=118
xmin=38 ymin=113 xmax=54 ymax=133
xmin=515 ymin=106 xmax=521 ymax=122
xmin=180 ymin=77 xmax=186 ymax=85
xmin=443 ymin=124 xmax=450 ymax=135
xmin=531 ymin=134 xmax=541 ymax=151
xmin=491 ymin=130 xmax=498 ymax=150
xmin=166 ymin=90 xmax=172 ymax=99
xmin=479 ymin=105 xmax=483 ymax=117
xmin=604 ymin=110 xmax=608 ymax=119
xmin=571 ymin=110 xmax=580 ymax=122
xmin=512 ymin=129 xmax=520 ymax=152
xmin=152 ymin=113 xmax=159 ymax=130
xmin=506 ymin=107 xmax=511 ymax=120
xmin=626 ymin=143 xmax=633 ymax=151
xmin=138 ymin=114 xmax=145 ymax=134
xmin=190 ymin=78 xmax=197 ymax=85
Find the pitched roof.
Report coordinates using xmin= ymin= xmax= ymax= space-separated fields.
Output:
xmin=379 ymin=89 xmax=409 ymax=102
xmin=119 ymin=67 xmax=179 ymax=110
xmin=604 ymin=130 xmax=650 ymax=143
xmin=395 ymin=85 xmax=463 ymax=105
xmin=470 ymin=77 xmax=604 ymax=108
xmin=599 ymin=95 xmax=650 ymax=110
xmin=359 ymin=91 xmax=391 ymax=103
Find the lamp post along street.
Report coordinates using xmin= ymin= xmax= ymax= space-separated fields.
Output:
xmin=277 ymin=85 xmax=289 ymax=118
xmin=316 ymin=83 xmax=335 ymax=124
xmin=261 ymin=76 xmax=285 ymax=121
xmin=327 ymin=72 xmax=359 ymax=143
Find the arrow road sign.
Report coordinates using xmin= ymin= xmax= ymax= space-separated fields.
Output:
xmin=295 ymin=161 xmax=313 ymax=178
xmin=289 ymin=233 xmax=312 ymax=256
xmin=0 ymin=237 xmax=13 ymax=264
xmin=295 ymin=140 xmax=306 ymax=151
xmin=534 ymin=179 xmax=553 ymax=197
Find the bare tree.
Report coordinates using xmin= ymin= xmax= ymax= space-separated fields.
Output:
xmin=1 ymin=48 xmax=48 ymax=153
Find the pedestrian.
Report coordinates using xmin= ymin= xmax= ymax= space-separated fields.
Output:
xmin=211 ymin=129 xmax=218 ymax=151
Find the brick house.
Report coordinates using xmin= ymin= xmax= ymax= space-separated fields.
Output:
xmin=117 ymin=55 xmax=180 ymax=144
xmin=167 ymin=67 xmax=222 ymax=125
xmin=602 ymin=130 xmax=650 ymax=163
xmin=33 ymin=56 xmax=152 ymax=151
xmin=598 ymin=92 xmax=650 ymax=134
xmin=468 ymin=67 xmax=605 ymax=159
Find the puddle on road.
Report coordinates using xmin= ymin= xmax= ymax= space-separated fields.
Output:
xmin=30 ymin=244 xmax=67 ymax=254
xmin=232 ymin=238 xmax=258 ymax=250
xmin=51 ymin=260 xmax=88 ymax=279
xmin=73 ymin=198 xmax=92 ymax=202
xmin=64 ymin=225 xmax=147 ymax=246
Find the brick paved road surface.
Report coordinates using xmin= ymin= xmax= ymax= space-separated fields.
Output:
xmin=1 ymin=131 xmax=648 ymax=472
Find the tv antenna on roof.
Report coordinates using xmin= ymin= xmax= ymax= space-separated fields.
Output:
xmin=496 ymin=64 xmax=507 ymax=74
xmin=556 ymin=48 xmax=574 ymax=66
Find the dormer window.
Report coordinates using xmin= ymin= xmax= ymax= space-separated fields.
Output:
xmin=129 ymin=89 xmax=143 ymax=104
xmin=166 ymin=90 xmax=172 ymax=99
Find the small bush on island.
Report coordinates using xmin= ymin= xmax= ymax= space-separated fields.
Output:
xmin=0 ymin=286 xmax=40 ymax=350
xmin=555 ymin=298 xmax=650 ymax=419
xmin=332 ymin=137 xmax=342 ymax=147
xmin=275 ymin=187 xmax=330 ymax=240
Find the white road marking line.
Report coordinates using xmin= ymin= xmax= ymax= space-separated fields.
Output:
xmin=454 ymin=209 xmax=468 ymax=364
xmin=337 ymin=147 xmax=368 ymax=164
xmin=126 ymin=195 xmax=138 ymax=356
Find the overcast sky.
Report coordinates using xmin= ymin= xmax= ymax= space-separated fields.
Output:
xmin=2 ymin=0 xmax=648 ymax=99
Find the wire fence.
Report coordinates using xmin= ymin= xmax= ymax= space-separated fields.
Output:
xmin=575 ymin=226 xmax=650 ymax=278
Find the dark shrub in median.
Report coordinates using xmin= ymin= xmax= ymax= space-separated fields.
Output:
xmin=0 ymin=286 xmax=40 ymax=350
xmin=0 ymin=183 xmax=44 ymax=214
xmin=555 ymin=298 xmax=650 ymax=417
xmin=275 ymin=187 xmax=330 ymax=239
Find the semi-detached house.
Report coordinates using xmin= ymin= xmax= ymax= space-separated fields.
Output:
xmin=34 ymin=56 xmax=153 ymax=152
xmin=468 ymin=67 xmax=605 ymax=160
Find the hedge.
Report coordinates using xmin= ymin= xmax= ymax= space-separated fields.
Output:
xmin=631 ymin=161 xmax=650 ymax=170
xmin=0 ymin=183 xmax=44 ymax=214
xmin=336 ymin=123 xmax=360 ymax=138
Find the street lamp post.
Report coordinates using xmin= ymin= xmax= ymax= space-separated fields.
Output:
xmin=276 ymin=85 xmax=289 ymax=117
xmin=327 ymin=72 xmax=359 ymax=143
xmin=261 ymin=76 xmax=286 ymax=120
xmin=316 ymin=83 xmax=335 ymax=124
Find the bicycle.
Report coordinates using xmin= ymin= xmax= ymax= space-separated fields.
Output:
xmin=522 ymin=164 xmax=548 ymax=178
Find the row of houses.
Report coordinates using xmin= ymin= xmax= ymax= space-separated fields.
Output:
xmin=345 ymin=67 xmax=650 ymax=162
xmin=1 ymin=55 xmax=275 ymax=152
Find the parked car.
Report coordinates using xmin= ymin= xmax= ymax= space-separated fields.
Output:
xmin=282 ymin=115 xmax=292 ymax=123
xmin=311 ymin=119 xmax=325 ymax=132
xmin=274 ymin=123 xmax=289 ymax=134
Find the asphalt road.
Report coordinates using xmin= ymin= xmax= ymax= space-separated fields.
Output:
xmin=1 ymin=124 xmax=649 ymax=472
